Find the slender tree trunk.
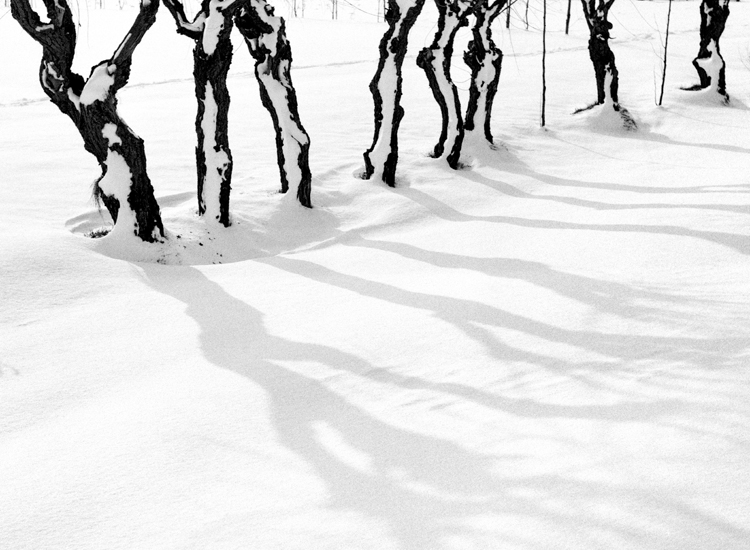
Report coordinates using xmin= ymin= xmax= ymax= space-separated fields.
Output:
xmin=464 ymin=0 xmax=506 ymax=143
xmin=11 ymin=0 xmax=164 ymax=242
xmin=164 ymin=0 xmax=239 ymax=227
xmin=541 ymin=0 xmax=547 ymax=126
xmin=363 ymin=0 xmax=426 ymax=186
xmin=658 ymin=0 xmax=672 ymax=106
xmin=417 ymin=0 xmax=477 ymax=169
xmin=689 ymin=0 xmax=730 ymax=100
xmin=565 ymin=0 xmax=572 ymax=34
xmin=235 ymin=0 xmax=313 ymax=206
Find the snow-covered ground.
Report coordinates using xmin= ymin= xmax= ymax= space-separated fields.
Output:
xmin=2 ymin=1 xmax=750 ymax=548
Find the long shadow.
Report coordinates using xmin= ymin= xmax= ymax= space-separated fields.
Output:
xmin=140 ymin=265 xmax=536 ymax=548
xmin=395 ymin=186 xmax=750 ymax=256
xmin=449 ymin=141 xmax=750 ymax=216
xmin=141 ymin=265 xmax=750 ymax=548
xmin=260 ymin=256 xmax=750 ymax=370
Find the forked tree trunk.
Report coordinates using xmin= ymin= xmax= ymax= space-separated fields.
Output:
xmin=235 ymin=1 xmax=313 ymax=207
xmin=164 ymin=0 xmax=242 ymax=227
xmin=464 ymin=0 xmax=507 ymax=143
xmin=690 ymin=0 xmax=730 ymax=100
xmin=417 ymin=0 xmax=477 ymax=169
xmin=363 ymin=0 xmax=426 ymax=186
xmin=11 ymin=0 xmax=164 ymax=242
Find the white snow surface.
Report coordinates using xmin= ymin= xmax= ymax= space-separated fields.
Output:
xmin=2 ymin=2 xmax=750 ymax=549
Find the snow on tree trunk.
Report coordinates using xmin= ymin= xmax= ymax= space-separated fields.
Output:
xmin=235 ymin=2 xmax=312 ymax=207
xmin=11 ymin=0 xmax=164 ymax=242
xmin=164 ymin=0 xmax=239 ymax=227
xmin=417 ymin=0 xmax=477 ymax=169
xmin=579 ymin=0 xmax=635 ymax=128
xmin=689 ymin=0 xmax=730 ymax=101
xmin=463 ymin=0 xmax=506 ymax=144
xmin=363 ymin=0 xmax=425 ymax=186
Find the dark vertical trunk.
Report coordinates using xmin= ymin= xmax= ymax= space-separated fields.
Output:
xmin=363 ymin=0 xmax=426 ymax=186
xmin=164 ymin=0 xmax=238 ymax=227
xmin=587 ymin=12 xmax=618 ymax=105
xmin=417 ymin=0 xmax=477 ymax=169
xmin=690 ymin=0 xmax=730 ymax=99
xmin=11 ymin=0 xmax=164 ymax=242
xmin=193 ymin=24 xmax=234 ymax=226
xmin=235 ymin=0 xmax=312 ymax=207
xmin=464 ymin=0 xmax=506 ymax=143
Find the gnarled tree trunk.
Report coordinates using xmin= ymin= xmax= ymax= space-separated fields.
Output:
xmin=464 ymin=0 xmax=507 ymax=144
xmin=690 ymin=0 xmax=730 ymax=100
xmin=581 ymin=0 xmax=619 ymax=105
xmin=417 ymin=0 xmax=477 ymax=169
xmin=11 ymin=0 xmax=164 ymax=242
xmin=579 ymin=0 xmax=634 ymax=127
xmin=363 ymin=0 xmax=426 ymax=186
xmin=235 ymin=1 xmax=312 ymax=207
xmin=164 ymin=0 xmax=243 ymax=227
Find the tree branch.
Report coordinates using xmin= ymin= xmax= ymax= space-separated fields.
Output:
xmin=163 ymin=0 xmax=206 ymax=39
xmin=10 ymin=0 xmax=46 ymax=41
xmin=110 ymin=0 xmax=161 ymax=67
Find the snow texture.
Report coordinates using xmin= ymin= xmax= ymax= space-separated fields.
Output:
xmin=2 ymin=2 xmax=750 ymax=549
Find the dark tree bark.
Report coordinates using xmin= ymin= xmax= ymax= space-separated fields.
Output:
xmin=581 ymin=0 xmax=618 ymax=105
xmin=235 ymin=0 xmax=313 ymax=207
xmin=164 ymin=0 xmax=243 ymax=227
xmin=11 ymin=0 xmax=164 ymax=242
xmin=579 ymin=0 xmax=634 ymax=127
xmin=417 ymin=0 xmax=478 ymax=169
xmin=363 ymin=0 xmax=426 ymax=186
xmin=687 ymin=0 xmax=730 ymax=101
xmin=464 ymin=0 xmax=507 ymax=143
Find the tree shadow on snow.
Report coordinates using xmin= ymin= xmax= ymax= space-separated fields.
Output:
xmin=141 ymin=265 xmax=750 ymax=549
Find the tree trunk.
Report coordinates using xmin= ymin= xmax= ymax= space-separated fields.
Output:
xmin=363 ymin=0 xmax=426 ymax=186
xmin=235 ymin=0 xmax=313 ymax=207
xmin=164 ymin=0 xmax=239 ymax=227
xmin=585 ymin=9 xmax=619 ymax=105
xmin=690 ymin=0 xmax=730 ymax=100
xmin=11 ymin=0 xmax=164 ymax=242
xmin=417 ymin=0 xmax=477 ymax=169
xmin=464 ymin=0 xmax=506 ymax=143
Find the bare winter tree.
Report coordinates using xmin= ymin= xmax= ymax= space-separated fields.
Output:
xmin=235 ymin=0 xmax=312 ymax=206
xmin=163 ymin=0 xmax=245 ymax=227
xmin=11 ymin=0 xmax=164 ymax=241
xmin=463 ymin=0 xmax=508 ymax=144
xmin=685 ymin=0 xmax=730 ymax=101
xmin=362 ymin=0 xmax=426 ymax=186
xmin=418 ymin=0 xmax=479 ymax=169
xmin=578 ymin=0 xmax=635 ymax=127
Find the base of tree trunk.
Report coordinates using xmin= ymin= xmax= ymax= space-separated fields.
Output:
xmin=573 ymin=101 xmax=637 ymax=131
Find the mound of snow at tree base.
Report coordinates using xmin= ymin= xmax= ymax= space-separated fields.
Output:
xmin=2 ymin=2 xmax=750 ymax=549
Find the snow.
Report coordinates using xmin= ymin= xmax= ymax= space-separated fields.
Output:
xmin=2 ymin=1 xmax=750 ymax=549
xmin=199 ymin=81 xmax=231 ymax=223
xmin=79 ymin=62 xmax=116 ymax=105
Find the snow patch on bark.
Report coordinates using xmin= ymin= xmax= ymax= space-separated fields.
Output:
xmin=202 ymin=1 xmax=226 ymax=56
xmin=696 ymin=40 xmax=723 ymax=92
xmin=102 ymin=123 xmax=121 ymax=146
xmin=80 ymin=64 xmax=116 ymax=105
xmin=97 ymin=151 xmax=139 ymax=239
xmin=200 ymin=81 xmax=230 ymax=223
xmin=367 ymin=55 xmax=400 ymax=181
